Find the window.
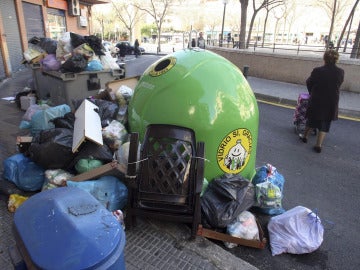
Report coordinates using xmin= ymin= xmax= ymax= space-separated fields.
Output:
xmin=47 ymin=8 xmax=66 ymax=40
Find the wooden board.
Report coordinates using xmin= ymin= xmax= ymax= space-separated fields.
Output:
xmin=197 ymin=221 xmax=267 ymax=249
xmin=105 ymin=76 xmax=140 ymax=93
xmin=72 ymin=99 xmax=103 ymax=153
xmin=69 ymin=161 xmax=127 ymax=182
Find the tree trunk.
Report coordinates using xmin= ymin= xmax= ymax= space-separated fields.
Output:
xmin=239 ymin=0 xmax=249 ymax=49
xmin=350 ymin=20 xmax=360 ymax=59
xmin=326 ymin=0 xmax=337 ymax=50
xmin=261 ymin=10 xmax=269 ymax=47
xmin=273 ymin=18 xmax=280 ymax=44
xmin=246 ymin=11 xmax=258 ymax=48
xmin=157 ymin=24 xmax=162 ymax=53
xmin=343 ymin=15 xmax=354 ymax=52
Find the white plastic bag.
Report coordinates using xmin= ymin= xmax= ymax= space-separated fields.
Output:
xmin=42 ymin=169 xmax=73 ymax=190
xmin=268 ymin=206 xmax=324 ymax=256
xmin=23 ymin=104 xmax=49 ymax=121
xmin=102 ymin=120 xmax=128 ymax=150
xmin=225 ymin=211 xmax=260 ymax=248
xmin=117 ymin=141 xmax=141 ymax=172
xmin=115 ymin=85 xmax=134 ymax=124
xmin=56 ymin=32 xmax=73 ymax=62
xmin=100 ymin=51 xmax=119 ymax=70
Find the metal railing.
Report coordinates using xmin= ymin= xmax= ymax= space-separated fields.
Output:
xmin=216 ymin=40 xmax=359 ymax=59
xmin=141 ymin=39 xmax=359 ymax=60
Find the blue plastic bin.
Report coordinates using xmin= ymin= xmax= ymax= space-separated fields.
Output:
xmin=13 ymin=187 xmax=126 ymax=270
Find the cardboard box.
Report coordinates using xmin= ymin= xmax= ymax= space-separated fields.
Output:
xmin=105 ymin=76 xmax=140 ymax=94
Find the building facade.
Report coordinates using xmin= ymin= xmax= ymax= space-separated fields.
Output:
xmin=0 ymin=0 xmax=109 ymax=80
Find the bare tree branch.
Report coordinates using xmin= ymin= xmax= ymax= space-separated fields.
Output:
xmin=335 ymin=0 xmax=359 ymax=51
xmin=262 ymin=1 xmax=284 ymax=46
xmin=246 ymin=0 xmax=284 ymax=48
xmin=111 ymin=0 xmax=143 ymax=42
xmin=133 ymin=0 xmax=178 ymax=52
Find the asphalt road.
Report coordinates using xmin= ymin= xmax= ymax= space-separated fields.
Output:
xmin=126 ymin=54 xmax=360 ymax=270
xmin=231 ymin=102 xmax=360 ymax=270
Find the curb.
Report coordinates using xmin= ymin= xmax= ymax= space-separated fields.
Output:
xmin=147 ymin=219 xmax=259 ymax=270
xmin=254 ymin=93 xmax=360 ymax=121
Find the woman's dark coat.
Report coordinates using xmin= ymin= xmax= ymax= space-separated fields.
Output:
xmin=306 ymin=64 xmax=344 ymax=121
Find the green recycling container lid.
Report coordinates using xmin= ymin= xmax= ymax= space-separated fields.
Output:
xmin=128 ymin=48 xmax=259 ymax=181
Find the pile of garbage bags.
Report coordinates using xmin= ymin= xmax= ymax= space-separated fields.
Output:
xmin=200 ymin=164 xmax=324 ymax=255
xmin=3 ymin=81 xmax=135 ymax=213
xmin=23 ymin=32 xmax=119 ymax=73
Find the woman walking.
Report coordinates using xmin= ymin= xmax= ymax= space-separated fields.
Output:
xmin=134 ymin=39 xmax=140 ymax=58
xmin=299 ymin=50 xmax=344 ymax=153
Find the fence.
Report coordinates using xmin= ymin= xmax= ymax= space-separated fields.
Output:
xmin=215 ymin=40 xmax=359 ymax=59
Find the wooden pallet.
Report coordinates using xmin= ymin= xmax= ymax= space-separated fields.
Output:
xmin=197 ymin=220 xmax=267 ymax=249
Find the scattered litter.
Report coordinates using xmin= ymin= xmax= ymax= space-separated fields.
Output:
xmin=8 ymin=194 xmax=29 ymax=213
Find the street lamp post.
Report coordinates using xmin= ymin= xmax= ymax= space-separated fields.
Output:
xmin=220 ymin=0 xmax=229 ymax=47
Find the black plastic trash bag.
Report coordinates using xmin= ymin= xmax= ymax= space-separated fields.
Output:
xmin=28 ymin=36 xmax=58 ymax=54
xmin=70 ymin=33 xmax=105 ymax=56
xmin=50 ymin=112 xmax=75 ymax=130
xmin=73 ymin=98 xmax=119 ymax=128
xmin=201 ymin=174 xmax=255 ymax=229
xmin=67 ymin=140 xmax=114 ymax=172
xmin=28 ymin=128 xmax=74 ymax=169
xmin=70 ymin=32 xmax=86 ymax=48
xmin=84 ymin=35 xmax=105 ymax=56
xmin=61 ymin=53 xmax=87 ymax=73
xmin=91 ymin=99 xmax=119 ymax=127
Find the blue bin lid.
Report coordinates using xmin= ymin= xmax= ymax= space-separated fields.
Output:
xmin=14 ymin=187 xmax=125 ymax=270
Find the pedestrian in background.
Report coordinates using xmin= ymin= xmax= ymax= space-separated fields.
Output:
xmin=116 ymin=42 xmax=127 ymax=61
xmin=299 ymin=49 xmax=344 ymax=153
xmin=197 ymin=32 xmax=206 ymax=49
xmin=134 ymin=39 xmax=140 ymax=58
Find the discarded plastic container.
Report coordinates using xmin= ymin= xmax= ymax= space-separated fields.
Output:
xmin=128 ymin=49 xmax=259 ymax=181
xmin=13 ymin=187 xmax=126 ymax=270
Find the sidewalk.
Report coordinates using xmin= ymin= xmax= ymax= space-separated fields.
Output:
xmin=247 ymin=76 xmax=360 ymax=120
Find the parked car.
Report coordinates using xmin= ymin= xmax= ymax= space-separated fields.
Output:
xmin=116 ymin=41 xmax=145 ymax=55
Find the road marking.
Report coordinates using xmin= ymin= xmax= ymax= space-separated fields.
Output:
xmin=257 ymin=99 xmax=360 ymax=122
